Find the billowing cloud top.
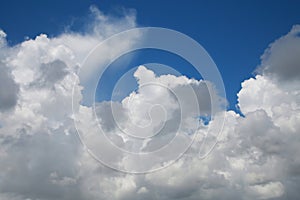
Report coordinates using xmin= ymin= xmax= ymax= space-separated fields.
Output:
xmin=0 ymin=6 xmax=300 ymax=200
xmin=258 ymin=25 xmax=300 ymax=81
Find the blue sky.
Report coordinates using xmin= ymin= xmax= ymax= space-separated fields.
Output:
xmin=1 ymin=1 xmax=300 ymax=199
xmin=1 ymin=0 xmax=299 ymax=110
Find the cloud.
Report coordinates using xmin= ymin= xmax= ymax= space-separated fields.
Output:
xmin=74 ymin=49 xmax=300 ymax=199
xmin=78 ymin=65 xmax=225 ymax=172
xmin=0 ymin=63 xmax=19 ymax=111
xmin=0 ymin=6 xmax=139 ymax=200
xmin=0 ymin=29 xmax=7 ymax=48
xmin=258 ymin=25 xmax=300 ymax=82
xmin=0 ymin=6 xmax=299 ymax=200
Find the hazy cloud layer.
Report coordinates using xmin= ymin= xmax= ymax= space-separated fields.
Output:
xmin=0 ymin=6 xmax=299 ymax=200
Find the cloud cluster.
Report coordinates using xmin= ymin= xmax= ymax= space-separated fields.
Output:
xmin=75 ymin=65 xmax=225 ymax=172
xmin=0 ymin=6 xmax=300 ymax=200
xmin=0 ymin=6 xmax=138 ymax=200
xmin=258 ymin=25 xmax=300 ymax=81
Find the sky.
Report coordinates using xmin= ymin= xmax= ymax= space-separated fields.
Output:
xmin=0 ymin=1 xmax=300 ymax=200
xmin=1 ymin=0 xmax=300 ymax=110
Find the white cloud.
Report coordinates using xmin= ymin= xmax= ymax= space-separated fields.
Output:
xmin=258 ymin=25 xmax=300 ymax=81
xmin=247 ymin=181 xmax=284 ymax=200
xmin=0 ymin=63 xmax=19 ymax=112
xmin=77 ymin=65 xmax=225 ymax=172
xmin=0 ymin=6 xmax=139 ymax=200
xmin=0 ymin=6 xmax=299 ymax=200
xmin=0 ymin=29 xmax=7 ymax=48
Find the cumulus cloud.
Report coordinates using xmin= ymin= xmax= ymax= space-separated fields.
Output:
xmin=0 ymin=6 xmax=138 ymax=200
xmin=0 ymin=29 xmax=7 ymax=47
xmin=76 ymin=65 xmax=225 ymax=172
xmin=0 ymin=6 xmax=299 ymax=200
xmin=258 ymin=25 xmax=300 ymax=82
xmin=0 ymin=63 xmax=19 ymax=111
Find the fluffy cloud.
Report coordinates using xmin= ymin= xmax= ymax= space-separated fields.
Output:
xmin=258 ymin=25 xmax=300 ymax=81
xmin=77 ymin=65 xmax=225 ymax=172
xmin=0 ymin=63 xmax=19 ymax=112
xmin=0 ymin=30 xmax=6 ymax=47
xmin=0 ymin=6 xmax=138 ymax=200
xmin=0 ymin=32 xmax=19 ymax=112
xmin=0 ymin=6 xmax=299 ymax=200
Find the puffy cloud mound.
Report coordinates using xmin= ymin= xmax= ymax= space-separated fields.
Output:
xmin=258 ymin=25 xmax=300 ymax=81
xmin=0 ymin=6 xmax=299 ymax=200
xmin=0 ymin=6 xmax=138 ymax=200
xmin=76 ymin=65 xmax=225 ymax=172
xmin=0 ymin=63 xmax=19 ymax=111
